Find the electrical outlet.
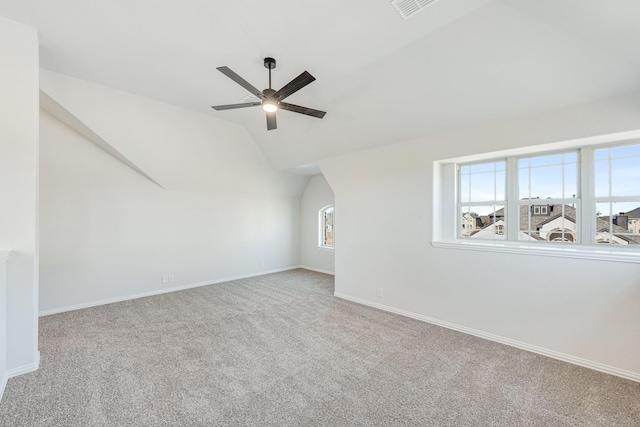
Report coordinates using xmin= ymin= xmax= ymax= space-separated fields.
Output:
xmin=162 ymin=275 xmax=168 ymax=284
xmin=168 ymin=274 xmax=175 ymax=283
xmin=377 ymin=288 xmax=383 ymax=298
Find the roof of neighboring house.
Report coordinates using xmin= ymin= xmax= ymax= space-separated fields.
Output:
xmin=624 ymin=207 xmax=640 ymax=219
xmin=479 ymin=203 xmax=640 ymax=244
xmin=596 ymin=218 xmax=640 ymax=244
xmin=519 ymin=204 xmax=576 ymax=232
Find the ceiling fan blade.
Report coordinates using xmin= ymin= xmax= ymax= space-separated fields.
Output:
xmin=279 ymin=102 xmax=326 ymax=119
xmin=266 ymin=111 xmax=277 ymax=130
xmin=211 ymin=102 xmax=262 ymax=110
xmin=217 ymin=66 xmax=265 ymax=99
xmin=274 ymin=71 xmax=316 ymax=101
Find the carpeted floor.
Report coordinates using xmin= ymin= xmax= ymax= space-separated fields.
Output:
xmin=1 ymin=269 xmax=639 ymax=426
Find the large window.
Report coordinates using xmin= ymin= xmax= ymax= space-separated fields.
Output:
xmin=319 ymin=205 xmax=334 ymax=248
xmin=437 ymin=137 xmax=640 ymax=261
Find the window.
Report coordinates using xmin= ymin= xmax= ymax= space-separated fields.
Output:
xmin=594 ymin=145 xmax=640 ymax=245
xmin=319 ymin=206 xmax=334 ymax=248
xmin=458 ymin=161 xmax=505 ymax=240
xmin=518 ymin=151 xmax=578 ymax=243
xmin=434 ymin=136 xmax=640 ymax=262
xmin=532 ymin=206 xmax=549 ymax=215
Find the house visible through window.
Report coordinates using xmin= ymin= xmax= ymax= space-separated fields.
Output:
xmin=518 ymin=151 xmax=578 ymax=242
xmin=319 ymin=206 xmax=334 ymax=248
xmin=448 ymin=141 xmax=640 ymax=249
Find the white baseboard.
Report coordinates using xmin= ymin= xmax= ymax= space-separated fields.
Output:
xmin=39 ymin=267 xmax=301 ymax=317
xmin=6 ymin=351 xmax=40 ymax=379
xmin=1 ymin=352 xmax=40 ymax=401
xmin=0 ymin=372 xmax=7 ymax=402
xmin=298 ymin=266 xmax=335 ymax=276
xmin=334 ymin=292 xmax=640 ymax=383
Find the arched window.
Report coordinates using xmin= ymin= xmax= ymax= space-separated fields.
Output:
xmin=319 ymin=205 xmax=334 ymax=248
xmin=546 ymin=228 xmax=575 ymax=242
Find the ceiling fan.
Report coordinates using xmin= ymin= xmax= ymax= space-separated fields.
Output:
xmin=211 ymin=57 xmax=326 ymax=131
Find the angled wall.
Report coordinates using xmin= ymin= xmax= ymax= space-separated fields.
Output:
xmin=0 ymin=16 xmax=40 ymax=381
xmin=321 ymin=92 xmax=640 ymax=381
xmin=39 ymin=72 xmax=308 ymax=314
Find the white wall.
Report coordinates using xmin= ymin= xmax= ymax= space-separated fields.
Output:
xmin=0 ymin=252 xmax=9 ymax=397
xmin=38 ymin=73 xmax=309 ymax=314
xmin=300 ymin=175 xmax=335 ymax=274
xmin=0 ymin=16 xmax=39 ymax=378
xmin=320 ymin=92 xmax=640 ymax=380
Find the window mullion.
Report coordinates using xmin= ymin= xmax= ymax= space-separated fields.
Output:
xmin=506 ymin=156 xmax=519 ymax=241
xmin=580 ymin=147 xmax=595 ymax=245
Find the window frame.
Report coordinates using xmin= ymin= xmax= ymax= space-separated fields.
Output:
xmin=592 ymin=142 xmax=640 ymax=246
xmin=432 ymin=132 xmax=640 ymax=264
xmin=457 ymin=159 xmax=506 ymax=241
xmin=319 ymin=205 xmax=334 ymax=249
xmin=515 ymin=148 xmax=581 ymax=244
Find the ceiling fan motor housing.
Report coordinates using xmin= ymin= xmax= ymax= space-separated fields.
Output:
xmin=262 ymin=88 xmax=276 ymax=98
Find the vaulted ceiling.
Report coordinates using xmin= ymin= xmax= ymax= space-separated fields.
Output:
xmin=1 ymin=0 xmax=640 ymax=172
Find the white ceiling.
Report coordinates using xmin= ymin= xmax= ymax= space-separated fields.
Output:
xmin=2 ymin=0 xmax=640 ymax=171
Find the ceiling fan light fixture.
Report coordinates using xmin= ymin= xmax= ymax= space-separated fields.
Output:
xmin=262 ymin=99 xmax=278 ymax=112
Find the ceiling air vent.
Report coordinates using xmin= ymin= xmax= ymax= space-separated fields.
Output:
xmin=238 ymin=94 xmax=260 ymax=103
xmin=390 ymin=0 xmax=442 ymax=20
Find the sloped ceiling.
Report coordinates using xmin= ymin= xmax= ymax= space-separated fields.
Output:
xmin=1 ymin=0 xmax=640 ymax=171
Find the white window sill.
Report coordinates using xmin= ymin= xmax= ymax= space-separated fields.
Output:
xmin=431 ymin=240 xmax=640 ymax=264
xmin=317 ymin=246 xmax=334 ymax=251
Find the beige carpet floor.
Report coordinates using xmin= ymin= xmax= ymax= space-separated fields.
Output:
xmin=0 ymin=269 xmax=639 ymax=426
